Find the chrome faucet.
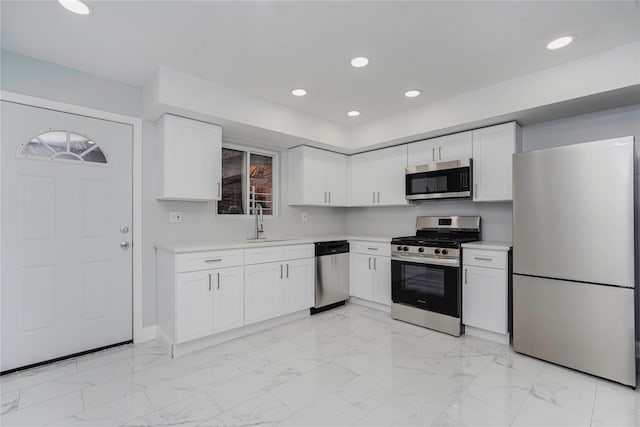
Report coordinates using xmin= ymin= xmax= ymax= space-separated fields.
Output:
xmin=254 ymin=203 xmax=264 ymax=239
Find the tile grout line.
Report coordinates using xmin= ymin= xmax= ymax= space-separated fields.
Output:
xmin=589 ymin=383 xmax=599 ymax=427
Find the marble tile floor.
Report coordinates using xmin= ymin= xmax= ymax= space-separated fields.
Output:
xmin=1 ymin=303 xmax=639 ymax=426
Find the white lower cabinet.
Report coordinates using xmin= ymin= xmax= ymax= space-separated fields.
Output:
xmin=244 ymin=262 xmax=283 ymax=325
xmin=175 ymin=265 xmax=244 ymax=344
xmin=244 ymin=245 xmax=315 ymax=325
xmin=282 ymin=258 xmax=315 ymax=314
xmin=157 ymin=244 xmax=314 ymax=350
xmin=175 ymin=270 xmax=215 ymax=343
xmin=461 ymin=244 xmax=511 ymax=343
xmin=212 ymin=267 xmax=245 ymax=334
xmin=350 ymin=241 xmax=391 ymax=305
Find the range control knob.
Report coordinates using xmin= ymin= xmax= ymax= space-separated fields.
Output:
xmin=396 ymin=246 xmax=402 ymax=251
xmin=434 ymin=249 xmax=441 ymax=255
xmin=441 ymin=249 xmax=448 ymax=255
xmin=403 ymin=246 xmax=409 ymax=252
xmin=418 ymin=247 xmax=425 ymax=253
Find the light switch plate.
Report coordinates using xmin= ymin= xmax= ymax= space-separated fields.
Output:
xmin=169 ymin=211 xmax=182 ymax=223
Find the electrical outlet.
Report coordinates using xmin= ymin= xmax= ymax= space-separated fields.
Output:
xmin=169 ymin=211 xmax=182 ymax=223
xmin=301 ymin=212 xmax=308 ymax=222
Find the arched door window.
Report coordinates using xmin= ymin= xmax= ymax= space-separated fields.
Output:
xmin=18 ymin=131 xmax=108 ymax=164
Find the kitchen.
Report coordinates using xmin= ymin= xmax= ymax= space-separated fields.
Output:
xmin=1 ymin=1 xmax=640 ymax=426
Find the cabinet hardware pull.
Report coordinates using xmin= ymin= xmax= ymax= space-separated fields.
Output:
xmin=217 ymin=272 xmax=220 ymax=289
xmin=474 ymin=257 xmax=493 ymax=261
xmin=280 ymin=264 xmax=283 ymax=279
xmin=372 ymin=191 xmax=376 ymax=203
xmin=208 ymin=273 xmax=212 ymax=291
xmin=328 ymin=192 xmax=331 ymax=203
xmin=438 ymin=146 xmax=442 ymax=160
xmin=367 ymin=247 xmax=378 ymax=251
xmin=205 ymin=258 xmax=222 ymax=263
xmin=464 ymin=269 xmax=468 ymax=284
xmin=368 ymin=257 xmax=371 ymax=270
xmin=432 ymin=148 xmax=435 ymax=162
xmin=286 ymin=264 xmax=289 ymax=278
xmin=377 ymin=192 xmax=380 ymax=203
xmin=324 ymin=192 xmax=327 ymax=203
xmin=475 ymin=184 xmax=478 ymax=197
xmin=373 ymin=257 xmax=377 ymax=270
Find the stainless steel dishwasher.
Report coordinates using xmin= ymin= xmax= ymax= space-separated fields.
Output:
xmin=312 ymin=241 xmax=350 ymax=314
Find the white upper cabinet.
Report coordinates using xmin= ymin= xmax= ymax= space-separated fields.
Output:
xmin=288 ymin=146 xmax=348 ymax=206
xmin=472 ymin=122 xmax=522 ymax=202
xmin=349 ymin=150 xmax=379 ymax=206
xmin=157 ymin=114 xmax=222 ymax=201
xmin=349 ymin=145 xmax=408 ymax=206
xmin=407 ymin=131 xmax=472 ymax=166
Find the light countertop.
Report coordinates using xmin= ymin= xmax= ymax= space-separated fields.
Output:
xmin=155 ymin=235 xmax=393 ymax=253
xmin=462 ymin=241 xmax=512 ymax=251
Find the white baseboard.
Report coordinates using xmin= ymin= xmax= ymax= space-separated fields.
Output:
xmin=349 ymin=297 xmax=391 ymax=313
xmin=170 ymin=310 xmax=310 ymax=358
xmin=465 ymin=325 xmax=510 ymax=345
xmin=134 ymin=325 xmax=157 ymax=343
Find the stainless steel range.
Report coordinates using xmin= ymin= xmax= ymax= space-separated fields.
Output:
xmin=390 ymin=216 xmax=480 ymax=336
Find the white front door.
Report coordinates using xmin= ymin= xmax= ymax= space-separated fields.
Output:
xmin=1 ymin=101 xmax=133 ymax=372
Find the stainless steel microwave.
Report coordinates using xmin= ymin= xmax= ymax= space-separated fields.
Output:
xmin=405 ymin=159 xmax=472 ymax=200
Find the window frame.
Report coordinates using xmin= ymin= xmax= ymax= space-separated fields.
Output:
xmin=216 ymin=142 xmax=279 ymax=218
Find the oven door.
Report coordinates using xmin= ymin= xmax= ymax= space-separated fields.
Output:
xmin=405 ymin=160 xmax=471 ymax=200
xmin=391 ymin=259 xmax=460 ymax=317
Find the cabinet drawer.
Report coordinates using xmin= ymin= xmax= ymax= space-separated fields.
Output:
xmin=244 ymin=246 xmax=284 ymax=265
xmin=176 ymin=249 xmax=244 ymax=273
xmin=282 ymin=244 xmax=314 ymax=260
xmin=463 ymin=248 xmax=507 ymax=270
xmin=351 ymin=241 xmax=391 ymax=256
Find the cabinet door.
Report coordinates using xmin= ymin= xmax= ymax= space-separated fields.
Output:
xmin=378 ymin=145 xmax=408 ymax=205
xmin=372 ymin=256 xmax=391 ymax=305
xmin=327 ymin=151 xmax=348 ymax=205
xmin=212 ymin=266 xmax=244 ymax=334
xmin=462 ymin=265 xmax=507 ymax=334
xmin=407 ymin=139 xmax=438 ymax=166
xmin=244 ymin=262 xmax=282 ymax=325
xmin=158 ymin=114 xmax=222 ymax=201
xmin=352 ymin=253 xmax=374 ymax=300
xmin=472 ymin=123 xmax=517 ymax=202
xmin=288 ymin=146 xmax=348 ymax=206
xmin=436 ymin=131 xmax=472 ymax=162
xmin=175 ymin=270 xmax=214 ymax=343
xmin=282 ymin=258 xmax=314 ymax=314
xmin=304 ymin=147 xmax=330 ymax=205
xmin=349 ymin=150 xmax=379 ymax=206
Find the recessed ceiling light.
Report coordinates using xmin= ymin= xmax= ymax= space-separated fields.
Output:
xmin=350 ymin=57 xmax=369 ymax=68
xmin=347 ymin=110 xmax=360 ymax=117
xmin=404 ymin=90 xmax=421 ymax=98
xmin=547 ymin=36 xmax=573 ymax=50
xmin=291 ymin=89 xmax=307 ymax=97
xmin=58 ymin=0 xmax=91 ymax=15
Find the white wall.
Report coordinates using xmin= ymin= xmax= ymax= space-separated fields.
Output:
xmin=142 ymin=122 xmax=348 ymax=326
xmin=3 ymin=50 xmax=638 ymax=332
xmin=1 ymin=51 xmax=348 ymax=328
xmin=347 ymin=104 xmax=640 ymax=243
xmin=1 ymin=51 xmax=143 ymax=117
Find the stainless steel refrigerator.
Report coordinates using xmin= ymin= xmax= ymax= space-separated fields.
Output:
xmin=512 ymin=136 xmax=636 ymax=387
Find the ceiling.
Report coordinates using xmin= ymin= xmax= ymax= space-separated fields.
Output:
xmin=1 ymin=1 xmax=639 ymax=128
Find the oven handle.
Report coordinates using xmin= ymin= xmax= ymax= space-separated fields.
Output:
xmin=391 ymin=256 xmax=459 ymax=267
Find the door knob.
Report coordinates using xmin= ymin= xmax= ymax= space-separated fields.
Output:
xmin=120 ymin=241 xmax=130 ymax=249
